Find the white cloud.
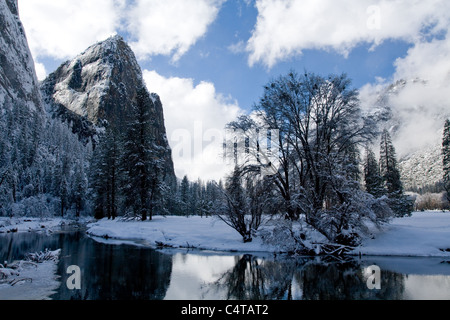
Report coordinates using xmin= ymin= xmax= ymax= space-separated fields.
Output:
xmin=33 ymin=60 xmax=47 ymax=81
xmin=391 ymin=36 xmax=450 ymax=156
xmin=246 ymin=0 xmax=450 ymax=68
xmin=19 ymin=0 xmax=224 ymax=63
xmin=127 ymin=0 xmax=225 ymax=62
xmin=359 ymin=33 xmax=450 ymax=157
xmin=19 ymin=0 xmax=125 ymax=60
xmin=247 ymin=0 xmax=450 ymax=156
xmin=143 ymin=70 xmax=243 ymax=181
xmin=393 ymin=37 xmax=450 ymax=87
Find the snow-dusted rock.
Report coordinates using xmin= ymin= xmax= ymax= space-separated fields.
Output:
xmin=0 ymin=0 xmax=43 ymax=113
xmin=40 ymin=35 xmax=175 ymax=178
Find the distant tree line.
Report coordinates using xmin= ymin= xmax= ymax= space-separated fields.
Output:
xmin=413 ymin=118 xmax=450 ymax=211
xmin=443 ymin=119 xmax=450 ymax=203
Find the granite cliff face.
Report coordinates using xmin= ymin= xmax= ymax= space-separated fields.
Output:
xmin=0 ymin=1 xmax=176 ymax=217
xmin=41 ymin=35 xmax=175 ymax=180
xmin=42 ymin=35 xmax=144 ymax=125
xmin=0 ymin=0 xmax=43 ymax=113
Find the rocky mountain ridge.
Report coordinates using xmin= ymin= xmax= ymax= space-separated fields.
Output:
xmin=40 ymin=35 xmax=175 ymax=180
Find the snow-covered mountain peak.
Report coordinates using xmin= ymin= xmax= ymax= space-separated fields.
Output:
xmin=41 ymin=35 xmax=144 ymax=125
xmin=40 ymin=34 xmax=176 ymax=180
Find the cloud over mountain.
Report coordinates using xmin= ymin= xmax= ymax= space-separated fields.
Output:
xmin=246 ymin=0 xmax=450 ymax=68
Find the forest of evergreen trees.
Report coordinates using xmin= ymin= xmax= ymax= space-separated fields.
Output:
xmin=443 ymin=119 xmax=450 ymax=203
xmin=363 ymin=129 xmax=413 ymax=217
xmin=5 ymin=69 xmax=450 ymax=246
xmin=0 ymin=96 xmax=92 ymax=218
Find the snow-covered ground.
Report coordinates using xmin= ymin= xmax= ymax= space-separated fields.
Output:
xmin=2 ymin=211 xmax=449 ymax=257
xmin=355 ymin=211 xmax=450 ymax=257
xmin=0 ymin=249 xmax=61 ymax=300
xmin=86 ymin=211 xmax=450 ymax=257
xmin=86 ymin=216 xmax=278 ymax=253
xmin=0 ymin=216 xmax=93 ymax=234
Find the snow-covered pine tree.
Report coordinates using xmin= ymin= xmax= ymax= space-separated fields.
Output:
xmin=379 ymin=129 xmax=412 ymax=217
xmin=90 ymin=126 xmax=120 ymax=220
xmin=179 ymin=175 xmax=190 ymax=215
xmin=203 ymin=180 xmax=221 ymax=217
xmin=121 ymin=86 xmax=161 ymax=221
xmin=443 ymin=119 xmax=450 ymax=202
xmin=189 ymin=179 xmax=201 ymax=216
xmin=379 ymin=130 xmax=402 ymax=195
xmin=363 ymin=146 xmax=385 ymax=198
xmin=71 ymin=162 xmax=87 ymax=217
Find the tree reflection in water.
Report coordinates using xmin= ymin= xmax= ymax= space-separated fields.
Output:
xmin=1 ymin=231 xmax=409 ymax=300
xmin=52 ymin=232 xmax=173 ymax=300
xmin=212 ymin=254 xmax=406 ymax=300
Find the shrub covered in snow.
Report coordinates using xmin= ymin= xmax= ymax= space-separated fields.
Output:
xmin=0 ymin=249 xmax=60 ymax=288
xmin=413 ymin=192 xmax=449 ymax=211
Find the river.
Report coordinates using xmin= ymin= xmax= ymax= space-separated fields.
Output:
xmin=1 ymin=228 xmax=450 ymax=300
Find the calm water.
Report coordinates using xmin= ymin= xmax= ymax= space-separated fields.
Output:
xmin=1 ymin=229 xmax=450 ymax=300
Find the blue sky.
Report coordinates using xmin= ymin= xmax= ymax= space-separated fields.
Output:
xmin=142 ymin=0 xmax=412 ymax=111
xmin=18 ymin=0 xmax=450 ymax=181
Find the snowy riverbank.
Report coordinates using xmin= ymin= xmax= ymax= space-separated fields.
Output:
xmin=0 ymin=249 xmax=61 ymax=300
xmin=0 ymin=216 xmax=93 ymax=234
xmin=85 ymin=211 xmax=450 ymax=257
xmin=2 ymin=211 xmax=449 ymax=257
xmin=86 ymin=215 xmax=280 ymax=253
xmin=355 ymin=211 xmax=450 ymax=257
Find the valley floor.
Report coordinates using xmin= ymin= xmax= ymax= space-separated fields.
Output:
xmin=1 ymin=211 xmax=450 ymax=257
xmin=85 ymin=211 xmax=450 ymax=257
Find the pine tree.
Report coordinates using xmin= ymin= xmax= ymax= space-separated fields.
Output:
xmin=72 ymin=163 xmax=87 ymax=217
xmin=59 ymin=176 xmax=69 ymax=217
xmin=179 ymin=175 xmax=190 ymax=215
xmin=189 ymin=180 xmax=201 ymax=216
xmin=379 ymin=129 xmax=412 ymax=216
xmin=443 ymin=119 xmax=450 ymax=202
xmin=90 ymin=127 xmax=120 ymax=220
xmin=121 ymin=86 xmax=161 ymax=221
xmin=379 ymin=129 xmax=402 ymax=195
xmin=363 ymin=146 xmax=385 ymax=198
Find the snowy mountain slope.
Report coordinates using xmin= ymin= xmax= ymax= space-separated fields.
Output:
xmin=361 ymin=79 xmax=448 ymax=192
xmin=0 ymin=1 xmax=96 ymax=218
xmin=399 ymin=143 xmax=443 ymax=191
xmin=0 ymin=0 xmax=43 ymax=113
xmin=41 ymin=35 xmax=176 ymax=180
